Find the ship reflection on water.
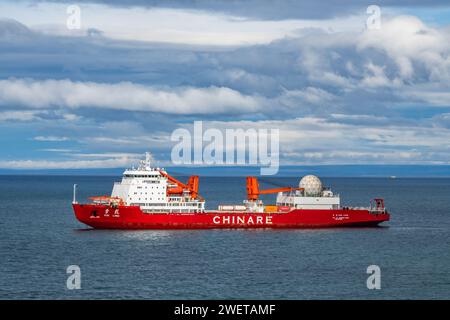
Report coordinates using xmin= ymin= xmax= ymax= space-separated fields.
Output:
xmin=119 ymin=230 xmax=176 ymax=241
xmin=74 ymin=228 xmax=179 ymax=241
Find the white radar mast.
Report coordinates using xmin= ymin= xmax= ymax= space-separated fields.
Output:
xmin=138 ymin=152 xmax=153 ymax=170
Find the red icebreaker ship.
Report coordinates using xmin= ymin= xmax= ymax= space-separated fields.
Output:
xmin=72 ymin=153 xmax=390 ymax=229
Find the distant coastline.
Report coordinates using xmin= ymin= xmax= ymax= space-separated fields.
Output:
xmin=1 ymin=164 xmax=449 ymax=177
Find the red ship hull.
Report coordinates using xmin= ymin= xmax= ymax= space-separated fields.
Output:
xmin=72 ymin=204 xmax=390 ymax=229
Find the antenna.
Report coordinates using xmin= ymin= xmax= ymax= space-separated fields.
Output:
xmin=73 ymin=184 xmax=78 ymax=204
xmin=142 ymin=152 xmax=152 ymax=170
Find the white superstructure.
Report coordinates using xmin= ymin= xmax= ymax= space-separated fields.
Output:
xmin=99 ymin=154 xmax=338 ymax=213
xmin=276 ymin=175 xmax=340 ymax=210
xmin=110 ymin=153 xmax=205 ymax=213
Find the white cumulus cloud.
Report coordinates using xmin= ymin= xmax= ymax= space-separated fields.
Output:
xmin=33 ymin=136 xmax=69 ymax=142
xmin=0 ymin=154 xmax=140 ymax=169
xmin=0 ymin=79 xmax=264 ymax=114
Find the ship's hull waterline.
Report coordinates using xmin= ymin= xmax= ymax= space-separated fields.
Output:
xmin=73 ymin=204 xmax=390 ymax=229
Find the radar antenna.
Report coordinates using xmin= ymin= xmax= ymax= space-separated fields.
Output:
xmin=138 ymin=152 xmax=153 ymax=170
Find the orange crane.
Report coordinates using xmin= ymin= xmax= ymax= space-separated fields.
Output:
xmin=246 ymin=176 xmax=303 ymax=201
xmin=158 ymin=170 xmax=200 ymax=200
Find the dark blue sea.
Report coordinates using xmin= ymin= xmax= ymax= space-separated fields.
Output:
xmin=0 ymin=175 xmax=449 ymax=299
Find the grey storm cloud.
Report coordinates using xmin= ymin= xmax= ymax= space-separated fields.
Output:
xmin=1 ymin=16 xmax=449 ymax=117
xmin=28 ymin=0 xmax=450 ymax=20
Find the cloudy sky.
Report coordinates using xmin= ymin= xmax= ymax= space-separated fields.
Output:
xmin=1 ymin=0 xmax=450 ymax=169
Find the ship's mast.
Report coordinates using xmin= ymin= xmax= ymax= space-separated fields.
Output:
xmin=72 ymin=184 xmax=78 ymax=204
xmin=138 ymin=152 xmax=153 ymax=170
xmin=144 ymin=152 xmax=152 ymax=169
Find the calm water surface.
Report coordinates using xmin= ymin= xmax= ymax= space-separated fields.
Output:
xmin=0 ymin=175 xmax=449 ymax=299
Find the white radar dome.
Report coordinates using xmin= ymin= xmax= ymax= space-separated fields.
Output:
xmin=299 ymin=175 xmax=323 ymax=196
